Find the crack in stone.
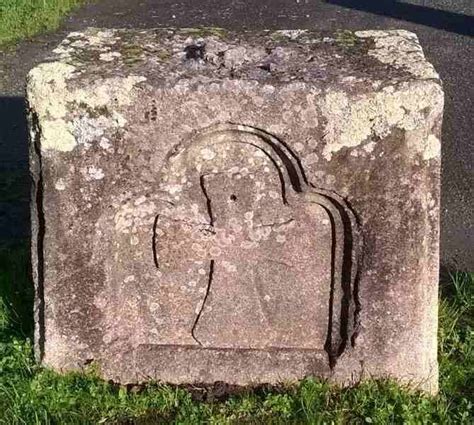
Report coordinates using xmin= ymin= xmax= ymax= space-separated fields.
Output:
xmin=254 ymin=218 xmax=295 ymax=229
xmin=200 ymin=174 xmax=215 ymax=226
xmin=29 ymin=109 xmax=46 ymax=362
xmin=152 ymin=214 xmax=160 ymax=269
xmin=191 ymin=259 xmax=214 ymax=346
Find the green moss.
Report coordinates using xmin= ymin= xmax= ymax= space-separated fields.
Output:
xmin=335 ymin=30 xmax=360 ymax=48
xmin=332 ymin=30 xmax=374 ymax=58
xmin=120 ymin=44 xmax=145 ymax=66
xmin=76 ymin=102 xmax=111 ymax=118
xmin=156 ymin=49 xmax=172 ymax=61
xmin=179 ymin=27 xmax=228 ymax=38
xmin=270 ymin=31 xmax=291 ymax=43
xmin=121 ymin=44 xmax=143 ymax=57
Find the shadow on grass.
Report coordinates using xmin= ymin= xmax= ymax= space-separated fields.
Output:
xmin=0 ymin=242 xmax=33 ymax=338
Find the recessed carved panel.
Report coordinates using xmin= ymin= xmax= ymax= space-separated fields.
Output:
xmin=153 ymin=124 xmax=360 ymax=364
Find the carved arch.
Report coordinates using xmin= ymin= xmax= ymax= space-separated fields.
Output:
xmin=156 ymin=123 xmax=360 ymax=365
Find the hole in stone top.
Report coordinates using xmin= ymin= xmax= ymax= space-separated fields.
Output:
xmin=258 ymin=63 xmax=271 ymax=72
xmin=184 ymin=43 xmax=206 ymax=61
xmin=230 ymin=194 xmax=237 ymax=202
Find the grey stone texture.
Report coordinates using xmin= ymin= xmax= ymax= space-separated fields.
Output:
xmin=27 ymin=28 xmax=443 ymax=393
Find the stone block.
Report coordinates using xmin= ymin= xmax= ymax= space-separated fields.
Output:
xmin=27 ymin=28 xmax=443 ymax=393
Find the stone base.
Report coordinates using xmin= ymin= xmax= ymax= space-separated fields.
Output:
xmin=28 ymin=28 xmax=443 ymax=394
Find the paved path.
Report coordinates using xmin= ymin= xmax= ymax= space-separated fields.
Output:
xmin=0 ymin=0 xmax=472 ymax=270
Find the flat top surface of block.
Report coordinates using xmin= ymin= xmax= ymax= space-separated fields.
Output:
xmin=47 ymin=27 xmax=439 ymax=84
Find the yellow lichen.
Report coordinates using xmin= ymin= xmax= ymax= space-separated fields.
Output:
xmin=42 ymin=119 xmax=77 ymax=152
xmin=27 ymin=62 xmax=76 ymax=119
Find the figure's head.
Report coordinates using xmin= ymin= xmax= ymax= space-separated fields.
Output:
xmin=158 ymin=124 xmax=300 ymax=226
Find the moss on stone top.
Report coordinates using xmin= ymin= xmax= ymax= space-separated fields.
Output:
xmin=44 ymin=27 xmax=438 ymax=88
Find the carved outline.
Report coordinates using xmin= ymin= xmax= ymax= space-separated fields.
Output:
xmin=153 ymin=123 xmax=361 ymax=366
xmin=191 ymin=259 xmax=214 ymax=346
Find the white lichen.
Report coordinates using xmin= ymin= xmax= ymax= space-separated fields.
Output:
xmin=27 ymin=60 xmax=146 ymax=152
xmin=422 ymin=135 xmax=441 ymax=160
xmin=363 ymin=141 xmax=376 ymax=154
xmin=54 ymin=179 xmax=66 ymax=191
xmin=273 ymin=29 xmax=308 ymax=40
xmin=99 ymin=138 xmax=111 ymax=150
xmin=114 ymin=200 xmax=157 ymax=233
xmin=99 ymin=51 xmax=122 ymax=62
xmin=85 ymin=166 xmax=105 ymax=180
xmin=355 ymin=30 xmax=439 ymax=80
xmin=407 ymin=133 xmax=441 ymax=161
xmin=321 ymin=81 xmax=443 ymax=160
xmin=200 ymin=147 xmax=216 ymax=160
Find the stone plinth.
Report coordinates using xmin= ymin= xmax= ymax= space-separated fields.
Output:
xmin=27 ymin=28 xmax=443 ymax=393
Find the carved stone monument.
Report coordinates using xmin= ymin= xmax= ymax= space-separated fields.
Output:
xmin=27 ymin=28 xmax=443 ymax=393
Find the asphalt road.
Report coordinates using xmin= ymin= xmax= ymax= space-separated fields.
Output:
xmin=0 ymin=0 xmax=472 ymax=271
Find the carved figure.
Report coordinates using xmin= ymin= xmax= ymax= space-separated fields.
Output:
xmin=154 ymin=124 xmax=359 ymax=364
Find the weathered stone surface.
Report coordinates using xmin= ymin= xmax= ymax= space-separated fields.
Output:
xmin=27 ymin=28 xmax=443 ymax=393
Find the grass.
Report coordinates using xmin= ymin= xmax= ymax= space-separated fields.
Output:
xmin=0 ymin=244 xmax=472 ymax=424
xmin=0 ymin=0 xmax=89 ymax=47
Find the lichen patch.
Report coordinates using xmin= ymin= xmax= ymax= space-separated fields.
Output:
xmin=27 ymin=64 xmax=146 ymax=152
xmin=356 ymin=30 xmax=439 ymax=80
xmin=407 ymin=133 xmax=441 ymax=161
xmin=422 ymin=135 xmax=441 ymax=161
xmin=27 ymin=62 xmax=76 ymax=120
xmin=99 ymin=51 xmax=122 ymax=62
xmin=41 ymin=119 xmax=76 ymax=152
xmin=321 ymin=81 xmax=443 ymax=160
